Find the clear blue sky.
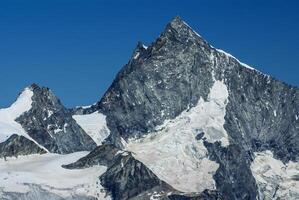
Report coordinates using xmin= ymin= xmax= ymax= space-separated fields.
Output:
xmin=0 ymin=0 xmax=298 ymax=108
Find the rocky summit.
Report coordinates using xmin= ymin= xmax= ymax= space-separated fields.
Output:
xmin=0 ymin=17 xmax=298 ymax=200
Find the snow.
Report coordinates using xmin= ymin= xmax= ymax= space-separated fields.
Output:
xmin=0 ymin=88 xmax=47 ymax=152
xmin=273 ymin=110 xmax=277 ymax=117
xmin=216 ymin=49 xmax=256 ymax=70
xmin=53 ymin=128 xmax=63 ymax=134
xmin=251 ymin=151 xmax=299 ymax=199
xmin=142 ymin=44 xmax=148 ymax=49
xmin=0 ymin=151 xmax=110 ymax=199
xmin=47 ymin=110 xmax=53 ymax=117
xmin=133 ymin=52 xmax=140 ymax=59
xmin=73 ymin=112 xmax=110 ymax=145
xmin=125 ymin=80 xmax=229 ymax=193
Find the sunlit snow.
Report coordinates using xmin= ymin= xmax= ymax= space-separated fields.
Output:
xmin=251 ymin=151 xmax=299 ymax=200
xmin=0 ymin=88 xmax=47 ymax=151
xmin=0 ymin=152 xmax=110 ymax=199
xmin=73 ymin=112 xmax=110 ymax=145
xmin=125 ymin=80 xmax=229 ymax=192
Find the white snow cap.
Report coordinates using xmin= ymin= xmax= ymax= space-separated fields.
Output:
xmin=0 ymin=87 xmax=47 ymax=151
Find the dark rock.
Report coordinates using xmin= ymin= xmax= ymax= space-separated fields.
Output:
xmin=204 ymin=142 xmax=257 ymax=200
xmin=16 ymin=84 xmax=96 ymax=154
xmin=100 ymin=153 xmax=174 ymax=200
xmin=195 ymin=131 xmax=205 ymax=140
xmin=0 ymin=134 xmax=46 ymax=158
xmin=167 ymin=190 xmax=224 ymax=200
xmin=62 ymin=144 xmax=120 ymax=169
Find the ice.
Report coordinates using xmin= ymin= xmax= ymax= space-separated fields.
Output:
xmin=0 ymin=151 xmax=110 ymax=199
xmin=251 ymin=151 xmax=299 ymax=199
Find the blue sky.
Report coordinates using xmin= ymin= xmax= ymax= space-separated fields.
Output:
xmin=0 ymin=0 xmax=298 ymax=108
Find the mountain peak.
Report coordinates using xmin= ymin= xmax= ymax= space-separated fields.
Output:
xmin=161 ymin=16 xmax=204 ymax=46
xmin=29 ymin=83 xmax=40 ymax=89
xmin=169 ymin=16 xmax=184 ymax=26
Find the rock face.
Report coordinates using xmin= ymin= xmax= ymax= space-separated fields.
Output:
xmin=88 ymin=17 xmax=215 ymax=146
xmin=0 ymin=134 xmax=46 ymax=158
xmin=62 ymin=144 xmax=120 ymax=169
xmin=77 ymin=16 xmax=298 ymax=200
xmin=100 ymin=152 xmax=173 ymax=200
xmin=16 ymin=84 xmax=96 ymax=154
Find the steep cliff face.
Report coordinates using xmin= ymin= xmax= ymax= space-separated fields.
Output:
xmin=100 ymin=152 xmax=174 ymax=200
xmin=0 ymin=134 xmax=46 ymax=158
xmin=77 ymin=17 xmax=298 ymax=200
xmin=16 ymin=84 xmax=96 ymax=154
xmin=89 ymin=17 xmax=215 ymax=146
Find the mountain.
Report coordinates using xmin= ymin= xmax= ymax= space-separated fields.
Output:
xmin=0 ymin=84 xmax=96 ymax=156
xmin=0 ymin=16 xmax=298 ymax=200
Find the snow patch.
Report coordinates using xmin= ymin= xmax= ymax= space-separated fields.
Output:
xmin=53 ymin=128 xmax=63 ymax=134
xmin=125 ymin=81 xmax=229 ymax=192
xmin=0 ymin=151 xmax=110 ymax=199
xmin=251 ymin=151 xmax=299 ymax=200
xmin=47 ymin=110 xmax=53 ymax=117
xmin=133 ymin=52 xmax=140 ymax=59
xmin=273 ymin=110 xmax=277 ymax=117
xmin=142 ymin=44 xmax=148 ymax=49
xmin=73 ymin=112 xmax=110 ymax=145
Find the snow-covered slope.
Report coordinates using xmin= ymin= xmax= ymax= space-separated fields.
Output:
xmin=0 ymin=88 xmax=46 ymax=151
xmin=72 ymin=112 xmax=110 ymax=145
xmin=251 ymin=151 xmax=299 ymax=200
xmin=0 ymin=152 xmax=110 ymax=199
xmin=125 ymin=80 xmax=229 ymax=192
xmin=0 ymin=88 xmax=33 ymax=143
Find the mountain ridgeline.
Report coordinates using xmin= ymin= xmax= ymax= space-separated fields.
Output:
xmin=0 ymin=17 xmax=298 ymax=200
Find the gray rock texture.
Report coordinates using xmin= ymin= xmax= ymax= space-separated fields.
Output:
xmin=167 ymin=190 xmax=224 ymax=200
xmin=62 ymin=144 xmax=120 ymax=169
xmin=16 ymin=84 xmax=96 ymax=154
xmin=100 ymin=152 xmax=174 ymax=200
xmin=77 ymin=16 xmax=298 ymax=199
xmin=0 ymin=134 xmax=46 ymax=158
